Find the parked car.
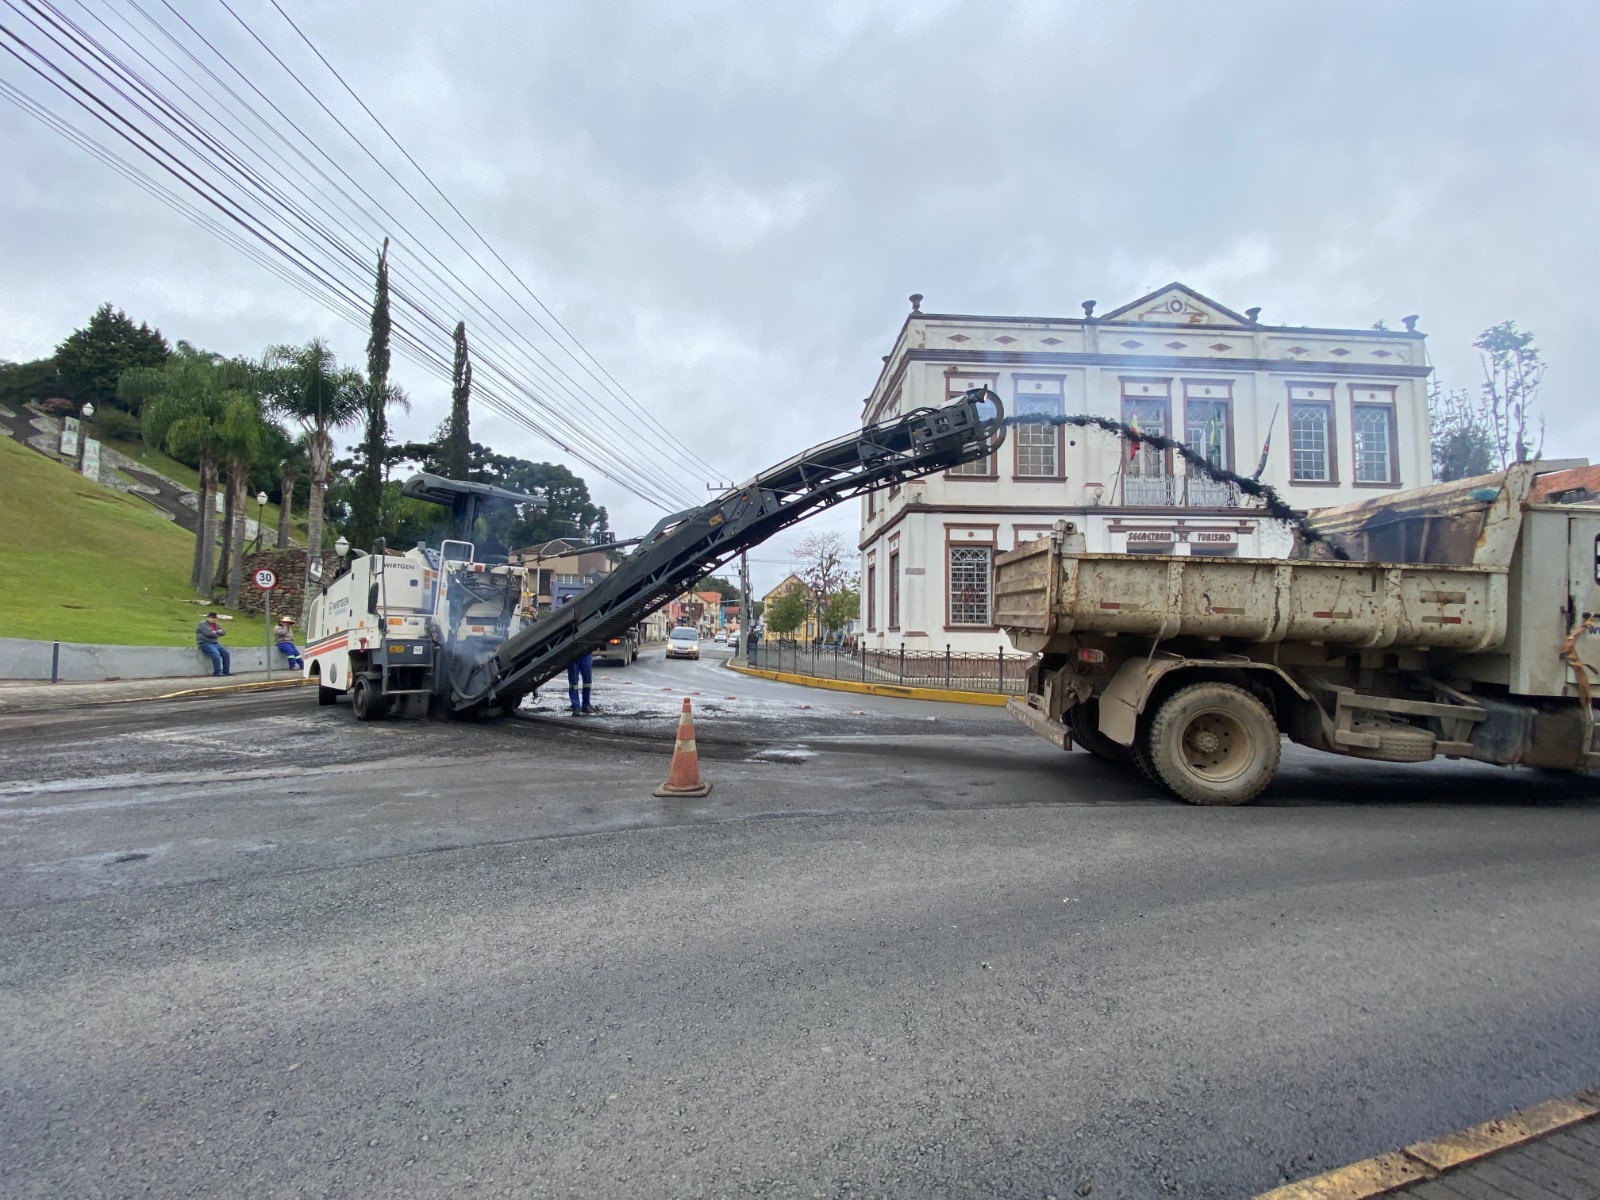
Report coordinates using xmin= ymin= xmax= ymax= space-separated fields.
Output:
xmin=665 ymin=627 xmax=701 ymax=660
xmin=726 ymin=631 xmax=740 ymax=652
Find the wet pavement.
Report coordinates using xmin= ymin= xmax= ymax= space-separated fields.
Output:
xmin=2 ymin=647 xmax=1598 ymax=1199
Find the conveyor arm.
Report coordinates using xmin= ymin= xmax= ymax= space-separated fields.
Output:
xmin=447 ymin=388 xmax=1005 ymax=711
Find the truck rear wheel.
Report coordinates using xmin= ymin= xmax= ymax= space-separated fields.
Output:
xmin=1069 ymin=700 xmax=1134 ymax=763
xmin=350 ymin=675 xmax=388 ymax=721
xmin=1146 ymin=682 xmax=1279 ymax=806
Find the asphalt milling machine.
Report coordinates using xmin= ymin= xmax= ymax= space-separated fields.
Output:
xmin=301 ymin=387 xmax=1008 ymax=720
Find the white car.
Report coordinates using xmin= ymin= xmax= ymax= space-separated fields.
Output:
xmin=713 ymin=630 xmax=727 ymax=644
xmin=665 ymin=627 xmax=701 ymax=660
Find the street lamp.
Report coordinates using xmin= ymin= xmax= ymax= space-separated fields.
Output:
xmin=77 ymin=402 xmax=94 ymax=473
xmin=253 ymin=491 xmax=268 ymax=553
xmin=333 ymin=535 xmax=350 ymax=562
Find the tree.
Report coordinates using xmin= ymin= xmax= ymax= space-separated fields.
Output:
xmin=349 ymin=239 xmax=392 ymax=549
xmin=822 ymin=581 xmax=860 ymax=637
xmin=0 ymin=356 xmax=62 ymax=409
xmin=218 ymin=393 xmax=266 ymax=608
xmin=260 ymin=338 xmax=366 ymax=580
xmin=765 ymin=584 xmax=808 ymax=637
xmin=129 ymin=347 xmax=253 ymax=596
xmin=440 ymin=320 xmax=473 ymax=481
xmin=1428 ymin=380 xmax=1495 ymax=482
xmin=1475 ymin=321 xmax=1545 ymax=468
xmin=795 ymin=531 xmax=854 ymax=601
xmin=794 ymin=530 xmax=855 ymax=637
xmin=54 ymin=303 xmax=169 ymax=415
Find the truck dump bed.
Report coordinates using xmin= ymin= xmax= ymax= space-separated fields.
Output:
xmin=993 ymin=542 xmax=1508 ymax=653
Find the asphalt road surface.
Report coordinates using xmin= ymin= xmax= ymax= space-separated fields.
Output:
xmin=3 ymin=646 xmax=1599 ymax=1199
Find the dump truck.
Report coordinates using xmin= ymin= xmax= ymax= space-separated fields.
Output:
xmin=997 ymin=462 xmax=1600 ymax=804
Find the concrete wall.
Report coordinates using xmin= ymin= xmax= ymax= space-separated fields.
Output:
xmin=0 ymin=636 xmax=298 ymax=682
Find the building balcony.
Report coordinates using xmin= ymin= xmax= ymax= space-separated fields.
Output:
xmin=1119 ymin=474 xmax=1240 ymax=508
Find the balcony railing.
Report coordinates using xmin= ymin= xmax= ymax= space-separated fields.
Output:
xmin=1120 ymin=474 xmax=1239 ymax=508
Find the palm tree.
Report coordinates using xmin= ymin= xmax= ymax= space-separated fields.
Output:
xmin=126 ymin=347 xmax=253 ymax=597
xmin=258 ymin=424 xmax=309 ymax=550
xmin=260 ymin=339 xmax=365 ymax=586
xmin=218 ymin=393 xmax=265 ymax=609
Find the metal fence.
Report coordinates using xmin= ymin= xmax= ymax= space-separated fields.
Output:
xmin=746 ymin=639 xmax=1031 ymax=695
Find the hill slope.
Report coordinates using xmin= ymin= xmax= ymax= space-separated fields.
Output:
xmin=0 ymin=437 xmax=247 ymax=646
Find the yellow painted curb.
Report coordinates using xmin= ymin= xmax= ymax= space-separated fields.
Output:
xmin=724 ymin=662 xmax=1010 ymax=707
xmin=1255 ymin=1087 xmax=1600 ymax=1199
xmin=1256 ymin=1153 xmax=1430 ymax=1200
xmin=1404 ymin=1096 xmax=1599 ymax=1171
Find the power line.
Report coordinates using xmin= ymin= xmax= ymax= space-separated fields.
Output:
xmin=3 ymin=0 xmax=712 ymax=510
xmin=210 ymin=0 xmax=720 ymax=497
xmin=262 ymin=0 xmax=727 ymax=485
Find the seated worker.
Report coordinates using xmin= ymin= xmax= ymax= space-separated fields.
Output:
xmin=274 ymin=617 xmax=303 ymax=670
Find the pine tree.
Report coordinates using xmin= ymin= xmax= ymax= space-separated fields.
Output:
xmin=441 ymin=320 xmax=473 ymax=481
xmin=54 ymin=303 xmax=170 ymax=414
xmin=349 ymin=239 xmax=391 ymax=550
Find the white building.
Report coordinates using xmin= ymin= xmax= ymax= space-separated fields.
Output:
xmin=857 ymin=283 xmax=1432 ymax=654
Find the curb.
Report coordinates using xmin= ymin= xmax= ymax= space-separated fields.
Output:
xmin=150 ymin=677 xmax=314 ymax=701
xmin=724 ymin=662 xmax=1010 ymax=707
xmin=1256 ymin=1087 xmax=1600 ymax=1199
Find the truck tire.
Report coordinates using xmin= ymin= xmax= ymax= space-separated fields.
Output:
xmin=1344 ymin=722 xmax=1436 ymax=763
xmin=1069 ymin=700 xmax=1134 ymax=763
xmin=1145 ymin=682 xmax=1280 ymax=806
xmin=350 ymin=675 xmax=388 ymax=721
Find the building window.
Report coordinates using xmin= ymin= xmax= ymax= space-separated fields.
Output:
xmin=1183 ymin=383 xmax=1232 ymax=473
xmin=1351 ymin=388 xmax=1398 ymax=484
xmin=888 ymin=551 xmax=900 ymax=629
xmin=866 ymin=488 xmax=875 ymax=518
xmin=1013 ymin=377 xmax=1064 ymax=478
xmin=946 ymin=374 xmax=998 ymax=476
xmin=1120 ymin=380 xmax=1172 ymax=505
xmin=866 ymin=564 xmax=877 ymax=631
xmin=948 ymin=545 xmax=993 ymax=626
xmin=1289 ymin=385 xmax=1336 ymax=483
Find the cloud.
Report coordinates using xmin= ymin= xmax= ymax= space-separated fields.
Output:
xmin=2 ymin=0 xmax=1596 ymax=560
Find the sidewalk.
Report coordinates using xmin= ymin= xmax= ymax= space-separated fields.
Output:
xmin=0 ymin=671 xmax=311 ymax=713
xmin=1261 ymin=1088 xmax=1600 ymax=1200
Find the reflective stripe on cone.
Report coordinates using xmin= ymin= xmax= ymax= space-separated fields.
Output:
xmin=654 ymin=697 xmax=711 ymax=797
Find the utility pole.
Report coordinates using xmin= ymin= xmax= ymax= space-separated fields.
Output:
xmin=707 ymin=482 xmax=755 ymax=660
xmin=739 ymin=550 xmax=752 ymax=663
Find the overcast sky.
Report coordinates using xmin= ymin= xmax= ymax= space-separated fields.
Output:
xmin=3 ymin=0 xmax=1596 ymax=594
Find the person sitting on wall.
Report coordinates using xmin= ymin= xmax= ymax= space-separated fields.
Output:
xmin=196 ymin=611 xmax=231 ymax=677
xmin=274 ymin=617 xmax=303 ymax=670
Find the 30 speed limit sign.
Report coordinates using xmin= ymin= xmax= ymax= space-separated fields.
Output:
xmin=253 ymin=568 xmax=278 ymax=591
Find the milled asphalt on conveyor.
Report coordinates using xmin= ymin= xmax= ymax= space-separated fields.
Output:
xmin=1 ymin=649 xmax=1598 ymax=1198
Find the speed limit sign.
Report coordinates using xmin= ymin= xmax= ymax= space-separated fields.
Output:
xmin=253 ymin=568 xmax=278 ymax=591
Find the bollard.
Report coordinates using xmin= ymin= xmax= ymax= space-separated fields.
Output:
xmin=998 ymin=644 xmax=1005 ymax=694
xmin=945 ymin=644 xmax=952 ymax=688
xmin=51 ymin=641 xmax=60 ymax=684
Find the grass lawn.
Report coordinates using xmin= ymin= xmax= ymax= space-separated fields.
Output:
xmin=0 ymin=437 xmax=255 ymax=646
xmin=101 ymin=436 xmax=310 ymax=545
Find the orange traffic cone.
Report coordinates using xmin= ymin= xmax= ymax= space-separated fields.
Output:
xmin=654 ymin=697 xmax=712 ymax=797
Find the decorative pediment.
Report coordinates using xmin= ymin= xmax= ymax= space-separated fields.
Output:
xmin=1099 ymin=283 xmax=1250 ymax=327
